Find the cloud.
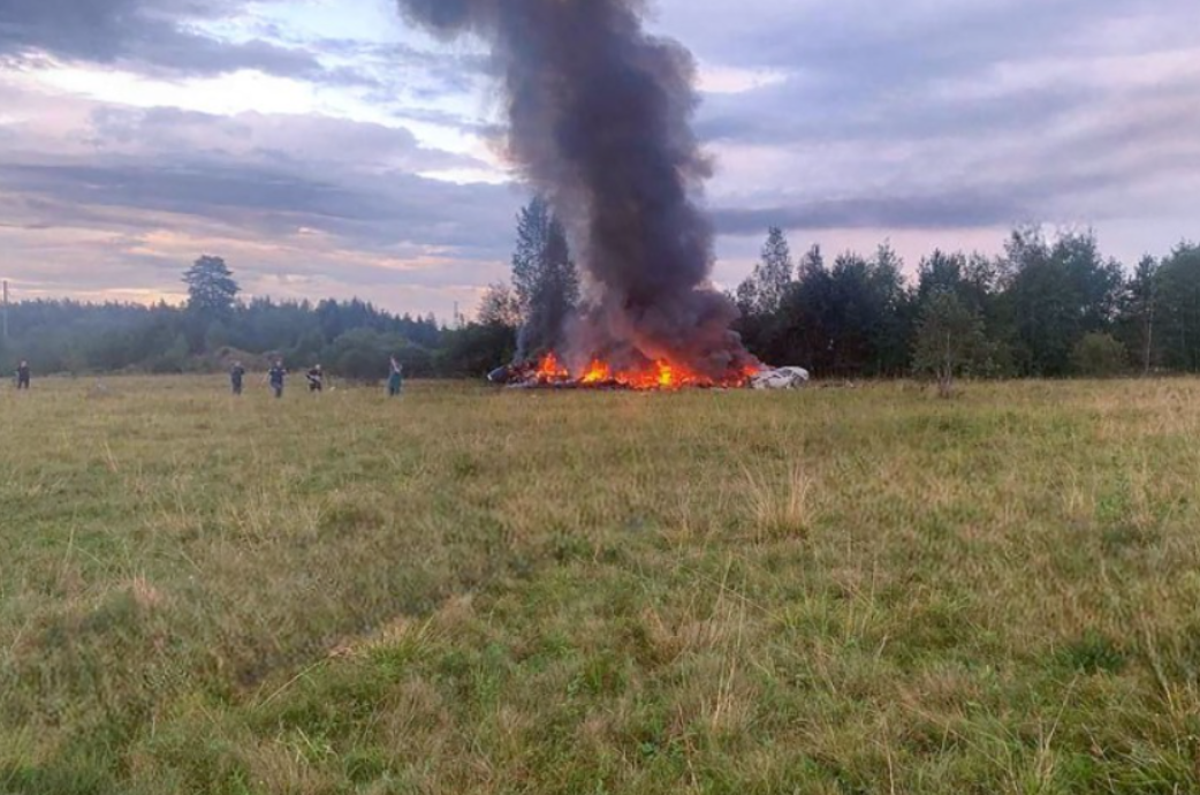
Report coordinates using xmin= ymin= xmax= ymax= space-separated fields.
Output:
xmin=712 ymin=192 xmax=1026 ymax=235
xmin=84 ymin=105 xmax=475 ymax=172
xmin=0 ymin=82 xmax=524 ymax=316
xmin=0 ymin=89 xmax=516 ymax=243
xmin=709 ymin=69 xmax=1200 ymax=235
xmin=0 ymin=158 xmax=516 ymax=249
xmin=662 ymin=0 xmax=1194 ymax=77
xmin=0 ymin=0 xmax=360 ymax=83
xmin=680 ymin=0 xmax=1200 ymax=252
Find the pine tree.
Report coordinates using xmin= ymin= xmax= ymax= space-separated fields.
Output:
xmin=756 ymin=227 xmax=794 ymax=314
xmin=736 ymin=227 xmax=794 ymax=317
xmin=183 ymin=256 xmax=239 ymax=317
xmin=1156 ymin=242 xmax=1200 ymax=372
xmin=510 ymin=197 xmax=580 ymax=357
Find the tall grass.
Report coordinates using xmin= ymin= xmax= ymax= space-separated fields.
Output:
xmin=2 ymin=376 xmax=1199 ymax=793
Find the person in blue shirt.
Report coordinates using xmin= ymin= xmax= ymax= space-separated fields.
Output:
xmin=268 ymin=361 xmax=286 ymax=398
xmin=15 ymin=360 xmax=30 ymax=390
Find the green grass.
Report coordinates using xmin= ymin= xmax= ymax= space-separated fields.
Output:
xmin=2 ymin=375 xmax=1200 ymax=794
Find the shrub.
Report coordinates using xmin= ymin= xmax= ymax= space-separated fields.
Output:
xmin=1071 ymin=333 xmax=1127 ymax=377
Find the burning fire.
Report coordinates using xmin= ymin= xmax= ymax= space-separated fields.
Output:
xmin=581 ymin=359 xmax=611 ymax=384
xmin=536 ymin=352 xmax=571 ymax=381
xmin=528 ymin=352 xmax=758 ymax=390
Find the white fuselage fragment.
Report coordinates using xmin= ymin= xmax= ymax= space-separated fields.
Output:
xmin=749 ymin=367 xmax=811 ymax=390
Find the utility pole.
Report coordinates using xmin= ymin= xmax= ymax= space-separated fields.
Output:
xmin=2 ymin=280 xmax=8 ymax=343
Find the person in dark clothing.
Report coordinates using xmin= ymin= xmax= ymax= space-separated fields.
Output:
xmin=15 ymin=361 xmax=30 ymax=390
xmin=387 ymin=356 xmax=403 ymax=397
xmin=306 ymin=364 xmax=324 ymax=393
xmin=230 ymin=361 xmax=246 ymax=395
xmin=268 ymin=361 xmax=286 ymax=398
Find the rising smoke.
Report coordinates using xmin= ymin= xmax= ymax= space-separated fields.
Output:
xmin=397 ymin=0 xmax=757 ymax=377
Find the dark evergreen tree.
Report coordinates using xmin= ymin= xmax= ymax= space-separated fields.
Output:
xmin=868 ymin=242 xmax=915 ymax=375
xmin=736 ymin=227 xmax=794 ymax=317
xmin=1156 ymin=242 xmax=1200 ymax=372
xmin=765 ymin=245 xmax=910 ymax=377
xmin=1004 ymin=227 xmax=1124 ymax=376
xmin=771 ymin=244 xmax=834 ymax=372
xmin=183 ymin=256 xmax=240 ymax=317
xmin=510 ymin=196 xmax=580 ymax=358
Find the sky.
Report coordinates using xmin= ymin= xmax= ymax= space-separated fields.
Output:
xmin=0 ymin=0 xmax=1197 ymax=318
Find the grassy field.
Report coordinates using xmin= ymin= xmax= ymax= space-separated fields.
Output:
xmin=2 ymin=375 xmax=1199 ymax=794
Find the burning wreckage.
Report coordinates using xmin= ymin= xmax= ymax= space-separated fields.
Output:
xmin=488 ymin=355 xmax=810 ymax=391
xmin=398 ymin=0 xmax=809 ymax=391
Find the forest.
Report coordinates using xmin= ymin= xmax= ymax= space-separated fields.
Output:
xmin=2 ymin=201 xmax=1197 ymax=382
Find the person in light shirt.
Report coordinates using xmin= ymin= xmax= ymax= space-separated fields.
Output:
xmin=387 ymin=356 xmax=404 ymax=397
xmin=307 ymin=364 xmax=324 ymax=393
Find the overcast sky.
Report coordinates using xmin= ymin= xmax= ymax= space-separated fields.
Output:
xmin=1 ymin=0 xmax=1197 ymax=317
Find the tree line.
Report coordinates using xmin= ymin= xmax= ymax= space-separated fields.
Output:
xmin=0 ymin=255 xmax=495 ymax=380
xmin=2 ymin=203 xmax=1196 ymax=383
xmin=479 ymin=204 xmax=1200 ymax=383
xmin=731 ymin=225 xmax=1200 ymax=382
xmin=0 ymin=200 xmax=579 ymax=380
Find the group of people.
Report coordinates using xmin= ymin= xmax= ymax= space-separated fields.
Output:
xmin=229 ymin=356 xmax=405 ymax=398
xmin=7 ymin=357 xmax=405 ymax=396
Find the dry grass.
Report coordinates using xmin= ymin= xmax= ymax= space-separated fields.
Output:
xmin=3 ymin=375 xmax=1200 ymax=794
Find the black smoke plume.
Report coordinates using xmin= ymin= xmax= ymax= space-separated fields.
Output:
xmin=397 ymin=0 xmax=758 ymax=377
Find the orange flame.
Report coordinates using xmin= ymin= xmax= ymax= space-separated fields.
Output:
xmin=581 ymin=359 xmax=612 ymax=384
xmin=530 ymin=353 xmax=757 ymax=390
xmin=536 ymin=352 xmax=570 ymax=381
xmin=657 ymin=361 xmax=674 ymax=388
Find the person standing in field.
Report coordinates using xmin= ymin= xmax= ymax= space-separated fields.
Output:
xmin=230 ymin=361 xmax=246 ymax=395
xmin=387 ymin=356 xmax=403 ymax=397
xmin=268 ymin=360 xmax=286 ymax=399
xmin=307 ymin=364 xmax=324 ymax=393
xmin=15 ymin=360 xmax=30 ymax=390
